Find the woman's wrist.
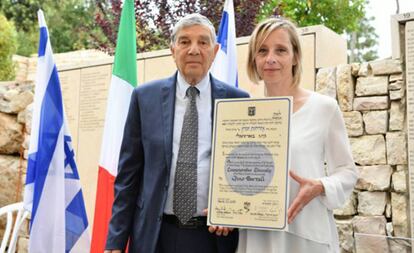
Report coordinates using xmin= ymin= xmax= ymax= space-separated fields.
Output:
xmin=317 ymin=180 xmax=325 ymax=196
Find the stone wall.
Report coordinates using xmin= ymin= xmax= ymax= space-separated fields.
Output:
xmin=0 ymin=80 xmax=33 ymax=253
xmin=316 ymin=59 xmax=410 ymax=252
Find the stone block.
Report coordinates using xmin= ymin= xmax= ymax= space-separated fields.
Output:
xmin=0 ymin=81 xmax=34 ymax=114
xmin=358 ymin=62 xmax=370 ymax=77
xmin=9 ymin=90 xmax=33 ymax=113
xmin=342 ymin=111 xmax=363 ymax=137
xmin=334 ymin=191 xmax=357 ymax=216
xmin=336 ymin=219 xmax=354 ymax=253
xmin=389 ymin=80 xmax=404 ymax=90
xmin=4 ymin=89 xmax=19 ymax=101
xmin=353 ymin=96 xmax=389 ymax=111
xmin=389 ymin=238 xmax=411 ymax=253
xmin=389 ymin=73 xmax=403 ymax=82
xmin=389 ymin=88 xmax=405 ymax=100
xmin=354 ymin=234 xmax=389 ymax=253
xmin=0 ymin=112 xmax=24 ymax=154
xmin=355 ymin=76 xmax=388 ymax=96
xmin=350 ymin=135 xmax=386 ymax=165
xmin=386 ymin=132 xmax=407 ymax=165
xmin=353 ymin=215 xmax=386 ymax=234
xmin=358 ymin=191 xmax=386 ymax=215
xmin=24 ymin=103 xmax=33 ymax=134
xmin=355 ymin=165 xmax=392 ymax=191
xmin=336 ymin=64 xmax=354 ymax=111
xmin=370 ymin=59 xmax=402 ymax=75
xmin=389 ymin=101 xmax=405 ymax=131
xmin=316 ymin=67 xmax=337 ymax=98
xmin=351 ymin=62 xmax=360 ymax=76
xmin=0 ymin=155 xmax=22 ymax=238
xmin=0 ymin=89 xmax=33 ymax=114
xmin=391 ymin=192 xmax=409 ymax=237
xmin=392 ymin=169 xmax=407 ymax=193
xmin=353 ymin=216 xmax=388 ymax=253
xmin=363 ymin=111 xmax=388 ymax=134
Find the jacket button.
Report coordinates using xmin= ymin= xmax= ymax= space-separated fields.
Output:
xmin=158 ymin=215 xmax=162 ymax=222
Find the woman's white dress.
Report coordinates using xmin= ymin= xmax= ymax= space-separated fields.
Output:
xmin=237 ymin=92 xmax=358 ymax=253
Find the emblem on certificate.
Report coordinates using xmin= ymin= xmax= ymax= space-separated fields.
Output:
xmin=207 ymin=97 xmax=291 ymax=230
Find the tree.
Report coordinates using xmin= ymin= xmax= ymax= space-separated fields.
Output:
xmin=0 ymin=14 xmax=17 ymax=81
xmin=258 ymin=0 xmax=365 ymax=35
xmin=95 ymin=0 xmax=264 ymax=54
xmin=258 ymin=0 xmax=378 ymax=62
xmin=0 ymin=0 xmax=106 ymax=55
xmin=348 ymin=16 xmax=378 ymax=62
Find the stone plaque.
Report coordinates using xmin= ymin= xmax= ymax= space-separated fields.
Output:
xmin=405 ymin=21 xmax=414 ymax=243
xmin=79 ymin=66 xmax=111 ymax=132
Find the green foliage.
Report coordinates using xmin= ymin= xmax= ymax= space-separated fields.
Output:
xmin=16 ymin=28 xmax=38 ymax=57
xmin=258 ymin=0 xmax=365 ymax=34
xmin=45 ymin=1 xmax=106 ymax=53
xmin=0 ymin=14 xmax=17 ymax=81
xmin=0 ymin=0 xmax=44 ymax=56
xmin=0 ymin=0 xmax=105 ymax=55
xmin=348 ymin=16 xmax=378 ymax=62
xmin=258 ymin=0 xmax=378 ymax=62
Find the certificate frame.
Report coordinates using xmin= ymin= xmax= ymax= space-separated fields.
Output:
xmin=207 ymin=97 xmax=292 ymax=230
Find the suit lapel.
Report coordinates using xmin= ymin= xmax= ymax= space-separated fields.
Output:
xmin=210 ymin=74 xmax=226 ymax=119
xmin=161 ymin=73 xmax=177 ymax=170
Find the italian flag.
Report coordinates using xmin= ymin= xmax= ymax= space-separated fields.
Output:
xmin=90 ymin=0 xmax=137 ymax=252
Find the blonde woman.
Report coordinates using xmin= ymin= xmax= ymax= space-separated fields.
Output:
xmin=237 ymin=18 xmax=358 ymax=253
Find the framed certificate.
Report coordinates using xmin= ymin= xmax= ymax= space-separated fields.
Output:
xmin=207 ymin=97 xmax=291 ymax=230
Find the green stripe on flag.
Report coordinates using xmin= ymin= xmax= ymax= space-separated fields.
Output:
xmin=113 ymin=0 xmax=137 ymax=87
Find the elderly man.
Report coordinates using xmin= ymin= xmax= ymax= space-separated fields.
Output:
xmin=105 ymin=13 xmax=249 ymax=253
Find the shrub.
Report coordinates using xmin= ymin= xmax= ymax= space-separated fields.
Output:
xmin=0 ymin=13 xmax=17 ymax=81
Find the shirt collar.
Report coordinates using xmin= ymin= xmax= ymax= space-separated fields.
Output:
xmin=177 ymin=71 xmax=210 ymax=100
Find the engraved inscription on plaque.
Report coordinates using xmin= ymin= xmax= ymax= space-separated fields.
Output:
xmin=79 ymin=66 xmax=111 ymax=131
xmin=405 ymin=21 xmax=414 ymax=240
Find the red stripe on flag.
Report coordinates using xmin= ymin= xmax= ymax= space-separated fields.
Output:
xmin=90 ymin=166 xmax=115 ymax=253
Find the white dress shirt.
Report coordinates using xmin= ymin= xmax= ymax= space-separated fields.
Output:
xmin=164 ymin=72 xmax=212 ymax=216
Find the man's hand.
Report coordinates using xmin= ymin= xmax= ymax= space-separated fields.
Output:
xmin=104 ymin=250 xmax=122 ymax=253
xmin=287 ymin=170 xmax=325 ymax=224
xmin=203 ymin=209 xmax=234 ymax=236
xmin=208 ymin=225 xmax=234 ymax=236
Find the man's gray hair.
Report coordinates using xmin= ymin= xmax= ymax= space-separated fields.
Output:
xmin=171 ymin=13 xmax=217 ymax=44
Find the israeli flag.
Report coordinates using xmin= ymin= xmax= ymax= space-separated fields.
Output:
xmin=23 ymin=10 xmax=90 ymax=253
xmin=211 ymin=0 xmax=238 ymax=87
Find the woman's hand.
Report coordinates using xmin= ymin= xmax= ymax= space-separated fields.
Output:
xmin=287 ymin=170 xmax=325 ymax=224
xmin=203 ymin=209 xmax=234 ymax=236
